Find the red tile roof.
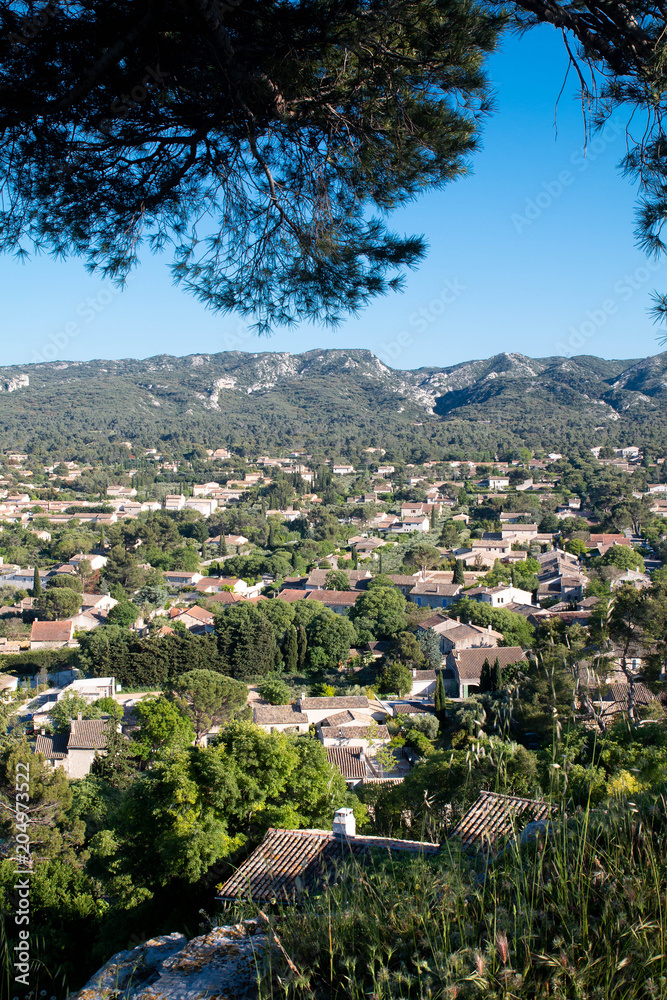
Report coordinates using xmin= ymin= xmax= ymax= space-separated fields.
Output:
xmin=67 ymin=718 xmax=110 ymax=750
xmin=253 ymin=705 xmax=309 ymax=726
xmin=451 ymin=790 xmax=556 ymax=852
xmin=449 ymin=647 xmax=527 ymax=681
xmin=300 ymin=696 xmax=369 ymax=710
xmin=275 ymin=589 xmax=308 ymax=603
xmin=320 ymin=725 xmax=389 ymax=740
xmin=326 ymin=746 xmax=372 ymax=779
xmin=208 ymin=592 xmax=265 ymax=604
xmin=180 ymin=605 xmax=215 ymax=623
xmin=217 ymin=827 xmax=439 ymax=902
xmin=305 ymin=590 xmax=358 ymax=606
xmin=34 ymin=733 xmax=68 ymax=759
xmin=30 ymin=620 xmax=74 ymax=643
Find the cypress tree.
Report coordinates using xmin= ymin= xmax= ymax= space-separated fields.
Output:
xmin=453 ymin=559 xmax=465 ymax=585
xmin=434 ymin=671 xmax=447 ymax=730
xmin=492 ymin=656 xmax=503 ymax=692
xmin=296 ymin=625 xmax=308 ymax=671
xmin=219 ymin=534 xmax=227 ymax=557
xmin=32 ymin=566 xmax=42 ymax=597
xmin=284 ymin=625 xmax=298 ymax=673
xmin=478 ymin=657 xmax=492 ymax=693
xmin=90 ymin=726 xmax=138 ymax=791
xmin=434 ymin=671 xmax=443 ymax=713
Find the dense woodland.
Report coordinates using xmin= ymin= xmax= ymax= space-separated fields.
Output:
xmin=1 ymin=351 xmax=667 ymax=462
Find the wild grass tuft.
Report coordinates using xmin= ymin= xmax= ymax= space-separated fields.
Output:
xmin=254 ymin=788 xmax=667 ymax=1000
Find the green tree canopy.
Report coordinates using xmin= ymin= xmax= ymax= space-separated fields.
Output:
xmin=216 ymin=602 xmax=278 ymax=679
xmin=349 ymin=587 xmax=407 ymax=639
xmin=169 ymin=669 xmax=248 ymax=741
xmin=36 ymin=586 xmax=81 ymax=620
xmin=378 ymin=660 xmax=413 ymax=697
xmin=48 ymin=574 xmax=84 ymax=593
xmin=258 ymin=674 xmax=292 ymax=705
xmin=390 ymin=631 xmax=427 ymax=670
xmin=599 ymin=545 xmax=645 ymax=571
xmin=0 ymin=736 xmax=85 ymax=864
xmin=325 ymin=570 xmax=351 ymax=591
xmin=132 ymin=695 xmax=196 ymax=758
xmin=107 ymin=600 xmax=140 ymax=627
xmin=405 ymin=543 xmax=442 ymax=577
xmin=451 ymin=597 xmax=535 ymax=647
xmin=306 ymin=613 xmax=356 ymax=669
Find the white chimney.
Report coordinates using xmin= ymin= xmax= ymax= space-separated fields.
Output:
xmin=332 ymin=808 xmax=356 ymax=840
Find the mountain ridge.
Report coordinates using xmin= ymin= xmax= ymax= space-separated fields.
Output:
xmin=0 ymin=349 xmax=664 ymax=457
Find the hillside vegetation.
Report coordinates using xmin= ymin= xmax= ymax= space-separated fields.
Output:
xmin=2 ymin=350 xmax=667 ymax=458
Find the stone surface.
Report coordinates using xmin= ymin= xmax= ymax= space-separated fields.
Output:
xmin=73 ymin=922 xmax=266 ymax=1000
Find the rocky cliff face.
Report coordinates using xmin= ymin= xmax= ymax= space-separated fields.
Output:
xmin=72 ymin=922 xmax=266 ymax=1000
xmin=0 ymin=373 xmax=29 ymax=391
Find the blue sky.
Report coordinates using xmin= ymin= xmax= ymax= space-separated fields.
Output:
xmin=1 ymin=24 xmax=664 ymax=370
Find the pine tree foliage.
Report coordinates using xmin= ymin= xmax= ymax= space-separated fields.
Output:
xmin=0 ymin=0 xmax=503 ymax=331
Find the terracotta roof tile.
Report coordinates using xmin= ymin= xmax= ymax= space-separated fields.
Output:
xmin=275 ymin=589 xmax=308 ymax=603
xmin=34 ymin=733 xmax=68 ymax=759
xmin=67 ymin=718 xmax=110 ymax=750
xmin=180 ymin=605 xmax=215 ymax=623
xmin=30 ymin=620 xmax=74 ymax=642
xmin=450 ymin=647 xmax=527 ymax=681
xmin=218 ymin=827 xmax=439 ymax=902
xmin=253 ymin=705 xmax=309 ymax=725
xmin=326 ymin=747 xmax=371 ymax=779
xmin=300 ymin=696 xmax=369 ymax=710
xmin=305 ymin=590 xmax=358 ymax=606
xmin=451 ymin=790 xmax=556 ymax=853
xmin=319 ymin=710 xmax=362 ymax=727
xmin=319 ymin=725 xmax=389 ymax=740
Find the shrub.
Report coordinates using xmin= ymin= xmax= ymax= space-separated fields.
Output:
xmin=404 ymin=729 xmax=434 ymax=757
xmin=310 ymin=682 xmax=336 ymax=697
xmin=258 ymin=674 xmax=292 ymax=705
xmin=403 ymin=713 xmax=439 ymax=740
xmin=377 ymin=661 xmax=412 ymax=697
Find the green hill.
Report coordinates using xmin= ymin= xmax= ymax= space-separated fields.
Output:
xmin=0 ymin=348 xmax=664 ymax=458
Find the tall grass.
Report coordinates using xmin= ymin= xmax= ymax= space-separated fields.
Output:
xmin=248 ymin=788 xmax=667 ymax=1000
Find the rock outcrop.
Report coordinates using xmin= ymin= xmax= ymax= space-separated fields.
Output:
xmin=0 ymin=373 xmax=28 ymax=391
xmin=73 ymin=921 xmax=266 ymax=1000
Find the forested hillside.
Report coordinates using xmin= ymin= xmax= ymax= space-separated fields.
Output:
xmin=1 ymin=349 xmax=667 ymax=460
